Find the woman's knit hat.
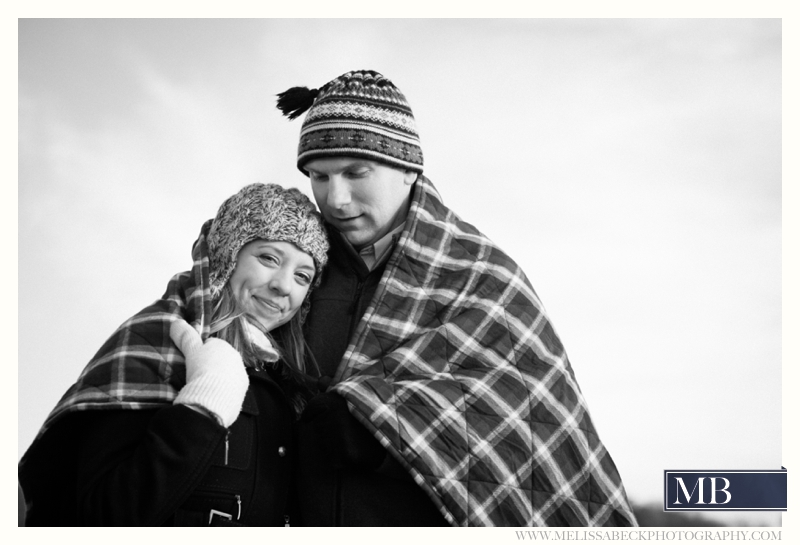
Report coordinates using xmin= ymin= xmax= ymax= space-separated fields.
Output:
xmin=207 ymin=183 xmax=329 ymax=297
xmin=276 ymin=69 xmax=424 ymax=175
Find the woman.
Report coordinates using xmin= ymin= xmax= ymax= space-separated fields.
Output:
xmin=18 ymin=183 xmax=329 ymax=526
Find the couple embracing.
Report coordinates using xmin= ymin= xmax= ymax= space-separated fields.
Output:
xmin=19 ymin=70 xmax=637 ymax=528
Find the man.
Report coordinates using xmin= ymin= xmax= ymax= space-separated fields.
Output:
xmin=277 ymin=70 xmax=637 ymax=527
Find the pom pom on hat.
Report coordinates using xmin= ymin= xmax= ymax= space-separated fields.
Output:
xmin=276 ymin=86 xmax=320 ymax=120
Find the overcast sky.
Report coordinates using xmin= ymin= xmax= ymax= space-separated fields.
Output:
xmin=17 ymin=18 xmax=789 ymax=526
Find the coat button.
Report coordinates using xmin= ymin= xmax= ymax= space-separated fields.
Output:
xmin=278 ymin=446 xmax=287 ymax=457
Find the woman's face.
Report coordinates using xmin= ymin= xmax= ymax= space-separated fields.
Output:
xmin=228 ymin=240 xmax=316 ymax=331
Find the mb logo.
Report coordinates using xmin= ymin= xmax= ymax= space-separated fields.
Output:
xmin=664 ymin=469 xmax=787 ymax=511
xmin=672 ymin=476 xmax=731 ymax=505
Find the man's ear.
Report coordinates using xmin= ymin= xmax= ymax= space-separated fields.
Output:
xmin=403 ymin=170 xmax=418 ymax=186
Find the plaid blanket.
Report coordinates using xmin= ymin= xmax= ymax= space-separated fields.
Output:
xmin=29 ymin=220 xmax=217 ymax=438
xmin=331 ymin=176 xmax=637 ymax=527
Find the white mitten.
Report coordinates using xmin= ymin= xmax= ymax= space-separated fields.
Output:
xmin=170 ymin=319 xmax=249 ymax=428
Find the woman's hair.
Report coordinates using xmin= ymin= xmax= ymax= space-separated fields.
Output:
xmin=208 ymin=284 xmax=318 ymax=416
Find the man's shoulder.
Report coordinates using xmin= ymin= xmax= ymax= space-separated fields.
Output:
xmin=412 ymin=176 xmax=521 ymax=271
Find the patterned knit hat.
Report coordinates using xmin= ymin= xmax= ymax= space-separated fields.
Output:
xmin=207 ymin=183 xmax=329 ymax=297
xmin=276 ymin=69 xmax=424 ymax=174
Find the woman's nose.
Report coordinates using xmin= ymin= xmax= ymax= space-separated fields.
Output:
xmin=268 ymin=271 xmax=291 ymax=295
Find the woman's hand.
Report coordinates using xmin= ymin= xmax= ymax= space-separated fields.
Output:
xmin=170 ymin=319 xmax=249 ymax=427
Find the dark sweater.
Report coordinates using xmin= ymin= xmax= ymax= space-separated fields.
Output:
xmin=298 ymin=229 xmax=447 ymax=526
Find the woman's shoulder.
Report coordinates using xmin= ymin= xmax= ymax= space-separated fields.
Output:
xmin=91 ymin=299 xmax=179 ymax=359
xmin=46 ymin=299 xmax=186 ymax=426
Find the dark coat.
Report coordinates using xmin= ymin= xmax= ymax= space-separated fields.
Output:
xmin=19 ymin=367 xmax=296 ymax=526
xmin=19 ymin=220 xmax=303 ymax=526
xmin=300 ymin=227 xmax=448 ymax=526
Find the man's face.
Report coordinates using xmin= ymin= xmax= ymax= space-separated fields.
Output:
xmin=305 ymin=157 xmax=417 ymax=250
